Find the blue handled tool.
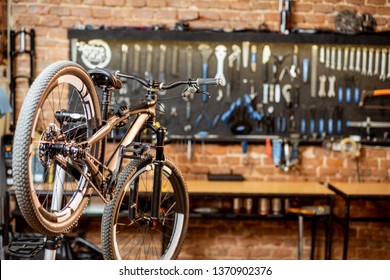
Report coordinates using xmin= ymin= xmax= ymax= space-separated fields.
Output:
xmin=198 ymin=44 xmax=213 ymax=103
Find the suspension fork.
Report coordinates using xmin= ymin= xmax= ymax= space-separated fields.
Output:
xmin=127 ymin=125 xmax=166 ymax=223
xmin=151 ymin=126 xmax=167 ymax=222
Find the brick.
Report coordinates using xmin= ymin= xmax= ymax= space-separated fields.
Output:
xmin=366 ymin=0 xmax=387 ymax=4
xmin=199 ymin=10 xmax=221 ymax=20
xmin=359 ymin=5 xmax=378 ymax=14
xmin=189 ymin=164 xmax=210 ymax=174
xmin=252 ymin=2 xmax=278 ymax=11
xmin=228 ymin=247 xmax=251 ymax=259
xmin=104 ymin=0 xmax=125 ymax=6
xmin=366 ymin=148 xmax=388 ymax=158
xmin=11 ymin=5 xmax=28 ymax=14
xmin=205 ymin=144 xmax=228 ymax=155
xmin=40 ymin=15 xmax=62 ymax=27
xmin=41 ymin=0 xmax=62 ymax=4
xmin=50 ymin=6 xmax=71 ymax=16
xmin=208 ymin=166 xmax=232 ymax=174
xmin=313 ymin=4 xmax=335 ymax=14
xmin=305 ymin=13 xmax=327 ymax=24
xmin=294 ymin=3 xmax=313 ymax=13
xmin=326 ymin=157 xmax=342 ymax=168
xmin=177 ymin=10 xmax=199 ymax=21
xmin=271 ymin=248 xmax=294 ymax=259
xmin=60 ymin=0 xmax=83 ymax=3
xmin=91 ymin=7 xmax=112 ymax=18
xmin=166 ymin=0 xmax=189 ymax=8
xmin=28 ymin=5 xmax=50 ymax=14
xmin=125 ymin=0 xmax=146 ymax=7
xmin=83 ymin=0 xmax=104 ymax=4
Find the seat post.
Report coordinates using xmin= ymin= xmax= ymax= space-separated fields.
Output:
xmin=101 ymin=88 xmax=112 ymax=122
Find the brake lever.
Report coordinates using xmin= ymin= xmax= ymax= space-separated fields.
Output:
xmin=201 ymin=91 xmax=212 ymax=99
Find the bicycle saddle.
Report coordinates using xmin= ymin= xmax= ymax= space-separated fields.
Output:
xmin=88 ymin=68 xmax=122 ymax=90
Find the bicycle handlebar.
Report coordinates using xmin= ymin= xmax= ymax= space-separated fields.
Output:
xmin=116 ymin=71 xmax=222 ymax=90
xmin=196 ymin=78 xmax=221 ymax=86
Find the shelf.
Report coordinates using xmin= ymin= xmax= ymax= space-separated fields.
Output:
xmin=68 ymin=28 xmax=390 ymax=46
xmin=190 ymin=211 xmax=290 ymax=220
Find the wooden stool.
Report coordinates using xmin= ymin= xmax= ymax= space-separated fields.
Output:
xmin=286 ymin=205 xmax=330 ymax=260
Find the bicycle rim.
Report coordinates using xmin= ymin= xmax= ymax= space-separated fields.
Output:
xmin=13 ymin=61 xmax=101 ymax=235
xmin=102 ymin=157 xmax=189 ymax=260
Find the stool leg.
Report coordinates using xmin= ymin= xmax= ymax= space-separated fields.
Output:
xmin=298 ymin=214 xmax=303 ymax=260
xmin=310 ymin=217 xmax=317 ymax=260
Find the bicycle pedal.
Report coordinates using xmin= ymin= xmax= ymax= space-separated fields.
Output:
xmin=123 ymin=143 xmax=150 ymax=159
xmin=5 ymin=237 xmax=45 ymax=259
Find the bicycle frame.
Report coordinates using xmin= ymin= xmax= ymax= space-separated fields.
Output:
xmin=71 ymin=83 xmax=166 ymax=221
xmin=52 ymin=69 xmax=217 ymax=223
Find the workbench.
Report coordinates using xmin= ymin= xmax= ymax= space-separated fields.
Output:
xmin=327 ymin=182 xmax=390 ymax=260
xmin=186 ymin=180 xmax=335 ymax=259
xmin=3 ymin=180 xmax=335 ymax=259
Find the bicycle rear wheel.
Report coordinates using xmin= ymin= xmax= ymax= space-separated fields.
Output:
xmin=101 ymin=156 xmax=189 ymax=260
xmin=13 ymin=61 xmax=102 ymax=236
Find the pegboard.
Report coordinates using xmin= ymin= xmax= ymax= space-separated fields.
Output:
xmin=68 ymin=29 xmax=390 ymax=145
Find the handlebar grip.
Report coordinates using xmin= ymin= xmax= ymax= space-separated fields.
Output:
xmin=196 ymin=78 xmax=222 ymax=86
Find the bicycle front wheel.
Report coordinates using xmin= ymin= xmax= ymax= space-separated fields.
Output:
xmin=13 ymin=61 xmax=102 ymax=236
xmin=101 ymin=156 xmax=189 ymax=260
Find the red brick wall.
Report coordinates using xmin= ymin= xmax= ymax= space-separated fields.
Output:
xmin=10 ymin=0 xmax=390 ymax=260
xmin=166 ymin=144 xmax=390 ymax=182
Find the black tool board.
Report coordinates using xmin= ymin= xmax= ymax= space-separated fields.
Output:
xmin=68 ymin=29 xmax=390 ymax=145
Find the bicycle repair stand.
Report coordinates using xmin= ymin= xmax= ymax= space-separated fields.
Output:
xmin=5 ymin=229 xmax=102 ymax=259
xmin=3 ymin=210 xmax=103 ymax=259
xmin=5 ymin=234 xmax=73 ymax=260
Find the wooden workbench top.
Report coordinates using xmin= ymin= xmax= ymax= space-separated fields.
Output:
xmin=328 ymin=182 xmax=390 ymax=197
xmin=186 ymin=180 xmax=334 ymax=196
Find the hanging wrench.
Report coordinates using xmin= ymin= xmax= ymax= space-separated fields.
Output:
xmin=290 ymin=45 xmax=300 ymax=79
xmin=361 ymin=47 xmax=368 ymax=76
xmin=228 ymin=44 xmax=241 ymax=92
xmin=186 ymin=46 xmax=193 ymax=78
xmin=355 ymin=47 xmax=361 ymax=72
xmin=171 ymin=45 xmax=179 ymax=76
xmin=262 ymin=45 xmax=271 ymax=103
xmin=269 ymin=84 xmax=275 ymax=103
xmin=343 ymin=47 xmax=349 ymax=72
xmin=328 ymin=75 xmax=336 ymax=98
xmin=379 ymin=48 xmax=387 ymax=81
xmin=330 ymin=47 xmax=336 ymax=70
xmin=336 ymin=47 xmax=342 ymax=71
xmin=158 ymin=44 xmax=167 ymax=95
xmin=144 ymin=44 xmax=153 ymax=81
xmin=311 ymin=45 xmax=318 ymax=98
xmin=198 ymin=44 xmax=213 ymax=95
xmin=118 ymin=44 xmax=130 ymax=105
xmin=325 ymin=46 xmax=330 ymax=68
xmin=275 ymin=84 xmax=281 ymax=103
xmin=318 ymin=75 xmax=327 ymax=97
xmin=132 ymin=44 xmax=141 ymax=92
xmin=119 ymin=44 xmax=128 ymax=82
xmin=242 ymin=41 xmax=250 ymax=68
xmin=214 ymin=45 xmax=227 ymax=86
xmin=374 ymin=48 xmax=380 ymax=76
xmin=250 ymin=45 xmax=257 ymax=73
xmin=387 ymin=48 xmax=390 ymax=80
xmin=367 ymin=48 xmax=374 ymax=76
xmin=319 ymin=46 xmax=325 ymax=64
xmin=349 ymin=47 xmax=355 ymax=71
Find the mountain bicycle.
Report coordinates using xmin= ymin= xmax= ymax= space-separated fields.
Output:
xmin=12 ymin=60 xmax=220 ymax=259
